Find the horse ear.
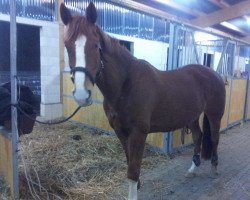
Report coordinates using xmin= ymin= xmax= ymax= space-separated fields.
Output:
xmin=60 ymin=3 xmax=72 ymax=25
xmin=86 ymin=2 xmax=97 ymax=24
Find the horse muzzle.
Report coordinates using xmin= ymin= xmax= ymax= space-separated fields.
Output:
xmin=73 ymin=89 xmax=92 ymax=107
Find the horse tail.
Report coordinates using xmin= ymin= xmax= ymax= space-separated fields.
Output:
xmin=201 ymin=114 xmax=213 ymax=160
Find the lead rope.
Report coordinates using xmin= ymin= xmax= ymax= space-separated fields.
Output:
xmin=12 ymin=103 xmax=86 ymax=125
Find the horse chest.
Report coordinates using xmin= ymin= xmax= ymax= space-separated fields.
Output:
xmin=104 ymin=99 xmax=133 ymax=131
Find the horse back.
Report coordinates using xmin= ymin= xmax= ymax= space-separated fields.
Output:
xmin=130 ymin=63 xmax=225 ymax=132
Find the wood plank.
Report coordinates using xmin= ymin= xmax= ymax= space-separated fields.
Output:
xmin=63 ymin=97 xmax=112 ymax=131
xmin=146 ymin=132 xmax=164 ymax=148
xmin=0 ymin=133 xmax=13 ymax=196
xmin=228 ymin=79 xmax=247 ymax=124
xmin=191 ymin=0 xmax=250 ymax=27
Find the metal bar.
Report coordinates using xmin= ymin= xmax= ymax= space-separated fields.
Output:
xmin=216 ymin=39 xmax=229 ymax=74
xmin=244 ymin=73 xmax=250 ymax=121
xmin=226 ymin=78 xmax=233 ymax=130
xmin=191 ymin=33 xmax=199 ymax=64
xmin=167 ymin=23 xmax=175 ymax=71
xmin=163 ymin=132 xmax=169 ymax=154
xmin=167 ymin=132 xmax=173 ymax=153
xmin=230 ymin=42 xmax=237 ymax=76
xmin=10 ymin=1 xmax=19 ymax=199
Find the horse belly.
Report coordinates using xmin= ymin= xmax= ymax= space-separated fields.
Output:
xmin=149 ymin=102 xmax=203 ymax=132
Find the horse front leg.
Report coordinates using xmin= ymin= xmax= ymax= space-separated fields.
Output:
xmin=127 ymin=127 xmax=147 ymax=200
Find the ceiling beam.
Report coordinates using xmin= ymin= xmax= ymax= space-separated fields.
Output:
xmin=242 ymin=35 xmax=250 ymax=44
xmin=207 ymin=0 xmax=229 ymax=9
xmin=153 ymin=0 xmax=205 ymax=17
xmin=108 ymin=0 xmax=190 ymax=23
xmin=191 ymin=0 xmax=250 ymax=27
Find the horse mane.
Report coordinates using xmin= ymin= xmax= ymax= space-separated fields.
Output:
xmin=66 ymin=15 xmax=134 ymax=63
xmin=96 ymin=26 xmax=134 ymax=62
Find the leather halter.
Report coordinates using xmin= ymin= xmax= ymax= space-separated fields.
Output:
xmin=70 ymin=44 xmax=105 ymax=85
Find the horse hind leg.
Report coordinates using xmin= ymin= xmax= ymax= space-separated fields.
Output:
xmin=186 ymin=119 xmax=202 ymax=177
xmin=202 ymin=112 xmax=221 ymax=177
xmin=207 ymin=116 xmax=221 ymax=176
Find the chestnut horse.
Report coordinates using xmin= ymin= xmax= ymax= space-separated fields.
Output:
xmin=60 ymin=3 xmax=225 ymax=200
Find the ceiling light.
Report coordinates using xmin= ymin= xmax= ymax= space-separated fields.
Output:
xmin=220 ymin=21 xmax=240 ymax=32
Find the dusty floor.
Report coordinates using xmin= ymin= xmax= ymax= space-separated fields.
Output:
xmin=1 ymin=121 xmax=250 ymax=199
xmin=135 ymin=122 xmax=250 ymax=200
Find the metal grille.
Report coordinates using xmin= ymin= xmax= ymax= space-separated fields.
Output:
xmin=176 ymin=27 xmax=199 ymax=67
xmin=64 ymin=0 xmax=169 ymax=42
xmin=0 ymin=0 xmax=56 ymax=21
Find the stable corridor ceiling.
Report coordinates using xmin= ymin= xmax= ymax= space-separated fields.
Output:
xmin=113 ymin=0 xmax=250 ymax=43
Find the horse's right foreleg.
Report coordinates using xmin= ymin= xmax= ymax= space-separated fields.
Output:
xmin=127 ymin=127 xmax=147 ymax=200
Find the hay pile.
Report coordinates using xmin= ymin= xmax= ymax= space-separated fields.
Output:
xmin=19 ymin=122 xmax=168 ymax=199
xmin=0 ymin=176 xmax=10 ymax=200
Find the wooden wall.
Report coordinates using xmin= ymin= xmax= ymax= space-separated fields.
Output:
xmin=63 ymin=72 xmax=112 ymax=131
xmin=228 ymin=79 xmax=247 ymax=125
xmin=0 ymin=132 xmax=13 ymax=196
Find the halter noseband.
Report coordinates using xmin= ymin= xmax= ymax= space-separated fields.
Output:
xmin=70 ymin=44 xmax=105 ymax=85
xmin=70 ymin=67 xmax=95 ymax=85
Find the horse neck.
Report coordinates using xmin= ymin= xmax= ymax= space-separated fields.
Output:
xmin=96 ymin=31 xmax=133 ymax=105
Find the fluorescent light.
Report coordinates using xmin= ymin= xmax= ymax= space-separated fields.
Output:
xmin=154 ymin=0 xmax=170 ymax=5
xmin=220 ymin=21 xmax=241 ymax=32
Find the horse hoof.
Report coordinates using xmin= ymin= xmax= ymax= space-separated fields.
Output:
xmin=210 ymin=166 xmax=219 ymax=178
xmin=185 ymin=172 xmax=196 ymax=178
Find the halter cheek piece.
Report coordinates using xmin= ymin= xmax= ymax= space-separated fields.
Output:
xmin=70 ymin=43 xmax=105 ymax=85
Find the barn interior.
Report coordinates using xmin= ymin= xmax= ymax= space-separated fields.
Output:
xmin=1 ymin=0 xmax=250 ymax=199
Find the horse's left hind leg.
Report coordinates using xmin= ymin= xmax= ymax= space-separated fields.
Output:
xmin=208 ymin=118 xmax=221 ymax=176
xmin=186 ymin=119 xmax=202 ymax=177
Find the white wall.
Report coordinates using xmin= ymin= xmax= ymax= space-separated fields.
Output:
xmin=109 ymin=33 xmax=168 ymax=71
xmin=0 ymin=14 xmax=62 ymax=120
xmin=235 ymin=56 xmax=246 ymax=72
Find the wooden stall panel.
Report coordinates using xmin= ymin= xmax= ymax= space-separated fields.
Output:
xmin=63 ymin=97 xmax=112 ymax=131
xmin=220 ymin=79 xmax=231 ymax=130
xmin=146 ymin=132 xmax=164 ymax=149
xmin=63 ymin=73 xmax=104 ymax=101
xmin=228 ymin=79 xmax=247 ymax=124
xmin=0 ymin=133 xmax=13 ymax=195
xmin=247 ymin=89 xmax=250 ymax=120
xmin=63 ymin=73 xmax=74 ymax=96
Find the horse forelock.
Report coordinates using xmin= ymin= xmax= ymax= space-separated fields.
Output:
xmin=65 ymin=15 xmax=92 ymax=42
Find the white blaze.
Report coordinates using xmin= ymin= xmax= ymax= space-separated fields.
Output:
xmin=73 ymin=35 xmax=89 ymax=105
xmin=75 ymin=35 xmax=87 ymax=67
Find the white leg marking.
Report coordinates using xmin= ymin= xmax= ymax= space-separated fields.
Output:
xmin=128 ymin=179 xmax=138 ymax=200
xmin=188 ymin=161 xmax=196 ymax=174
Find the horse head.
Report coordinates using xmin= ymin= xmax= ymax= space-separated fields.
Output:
xmin=60 ymin=2 xmax=103 ymax=106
